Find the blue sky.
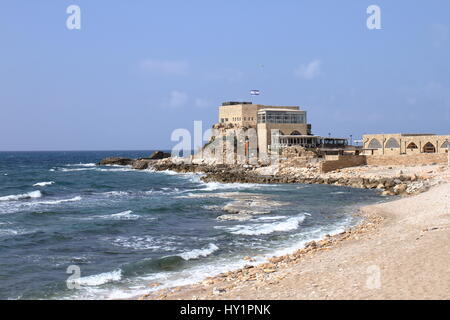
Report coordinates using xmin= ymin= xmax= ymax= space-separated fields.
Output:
xmin=0 ymin=1 xmax=449 ymax=150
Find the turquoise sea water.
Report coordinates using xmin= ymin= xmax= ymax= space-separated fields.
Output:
xmin=0 ymin=151 xmax=385 ymax=299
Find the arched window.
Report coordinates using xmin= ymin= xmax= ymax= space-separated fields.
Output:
xmin=290 ymin=130 xmax=301 ymax=136
xmin=406 ymin=142 xmax=418 ymax=149
xmin=368 ymin=138 xmax=382 ymax=149
xmin=441 ymin=141 xmax=450 ymax=149
xmin=385 ymin=138 xmax=400 ymax=148
xmin=423 ymin=142 xmax=436 ymax=153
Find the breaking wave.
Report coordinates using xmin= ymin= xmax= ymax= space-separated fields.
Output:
xmin=178 ymin=243 xmax=219 ymax=260
xmin=65 ymin=163 xmax=96 ymax=167
xmin=201 ymin=182 xmax=264 ymax=192
xmin=0 ymin=191 xmax=42 ymax=202
xmin=33 ymin=181 xmax=55 ymax=187
xmin=101 ymin=191 xmax=130 ymax=197
xmin=226 ymin=215 xmax=306 ymax=236
xmin=111 ymin=236 xmax=178 ymax=251
xmin=35 ymin=196 xmax=82 ymax=205
xmin=57 ymin=166 xmax=134 ymax=173
xmin=59 ymin=167 xmax=96 ymax=172
xmin=72 ymin=269 xmax=122 ymax=286
xmin=102 ymin=210 xmax=140 ymax=220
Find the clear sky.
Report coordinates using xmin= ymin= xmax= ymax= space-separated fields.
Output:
xmin=0 ymin=1 xmax=449 ymax=151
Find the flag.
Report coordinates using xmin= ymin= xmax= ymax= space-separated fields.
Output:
xmin=250 ymin=90 xmax=260 ymax=95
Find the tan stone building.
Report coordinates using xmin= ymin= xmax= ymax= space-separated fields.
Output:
xmin=212 ymin=102 xmax=347 ymax=157
xmin=363 ymin=133 xmax=450 ymax=155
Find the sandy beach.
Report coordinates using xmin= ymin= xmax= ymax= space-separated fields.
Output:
xmin=141 ymin=167 xmax=450 ymax=300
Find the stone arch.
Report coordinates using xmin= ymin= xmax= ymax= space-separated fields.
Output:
xmin=406 ymin=142 xmax=418 ymax=149
xmin=368 ymin=138 xmax=382 ymax=149
xmin=441 ymin=141 xmax=450 ymax=149
xmin=423 ymin=142 xmax=436 ymax=153
xmin=290 ymin=130 xmax=301 ymax=136
xmin=385 ymin=138 xmax=400 ymax=148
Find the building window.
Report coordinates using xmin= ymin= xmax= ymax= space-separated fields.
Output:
xmin=257 ymin=111 xmax=306 ymax=124
xmin=368 ymin=138 xmax=382 ymax=149
xmin=423 ymin=142 xmax=436 ymax=153
xmin=385 ymin=138 xmax=400 ymax=148
xmin=441 ymin=141 xmax=450 ymax=149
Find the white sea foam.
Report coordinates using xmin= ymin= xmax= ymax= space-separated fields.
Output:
xmin=73 ymin=269 xmax=122 ymax=286
xmin=59 ymin=167 xmax=96 ymax=172
xmin=0 ymin=227 xmax=32 ymax=237
xmin=33 ymin=181 xmax=55 ymax=187
xmin=58 ymin=166 xmax=135 ymax=173
xmin=109 ymin=210 xmax=140 ymax=220
xmin=156 ymin=170 xmax=202 ymax=181
xmin=101 ymin=191 xmax=130 ymax=197
xmin=158 ymin=170 xmax=179 ymax=175
xmin=35 ymin=196 xmax=82 ymax=205
xmin=0 ymin=190 xmax=42 ymax=202
xmin=65 ymin=217 xmax=357 ymax=300
xmin=111 ymin=236 xmax=177 ymax=251
xmin=96 ymin=167 xmax=135 ymax=172
xmin=226 ymin=215 xmax=306 ymax=236
xmin=256 ymin=215 xmax=288 ymax=221
xmin=179 ymin=243 xmax=219 ymax=260
xmin=264 ymin=215 xmax=355 ymax=257
xmin=65 ymin=163 xmax=96 ymax=167
xmin=0 ymin=229 xmax=21 ymax=236
xmin=201 ymin=182 xmax=264 ymax=192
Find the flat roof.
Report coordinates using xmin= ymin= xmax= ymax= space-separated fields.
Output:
xmin=274 ymin=134 xmax=347 ymax=140
xmin=222 ymin=101 xmax=252 ymax=106
xmin=258 ymin=108 xmax=303 ymax=113
xmin=400 ymin=133 xmax=436 ymax=136
xmin=364 ymin=133 xmax=437 ymax=136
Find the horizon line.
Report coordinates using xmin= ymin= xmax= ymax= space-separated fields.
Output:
xmin=0 ymin=149 xmax=174 ymax=153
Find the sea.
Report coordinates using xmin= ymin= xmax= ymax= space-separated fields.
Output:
xmin=0 ymin=151 xmax=386 ymax=299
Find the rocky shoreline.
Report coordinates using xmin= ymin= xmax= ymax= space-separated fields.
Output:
xmin=97 ymin=155 xmax=435 ymax=196
xmin=139 ymin=207 xmax=385 ymax=300
xmin=94 ymin=155 xmax=449 ymax=300
xmin=139 ymin=181 xmax=450 ymax=300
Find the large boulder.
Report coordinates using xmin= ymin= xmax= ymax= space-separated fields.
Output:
xmin=148 ymin=151 xmax=171 ymax=160
xmin=132 ymin=159 xmax=151 ymax=170
xmin=97 ymin=157 xmax=135 ymax=166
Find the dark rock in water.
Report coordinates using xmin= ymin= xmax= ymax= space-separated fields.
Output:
xmin=149 ymin=151 xmax=171 ymax=160
xmin=97 ymin=157 xmax=135 ymax=166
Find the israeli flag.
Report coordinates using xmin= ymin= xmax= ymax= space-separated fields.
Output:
xmin=250 ymin=90 xmax=260 ymax=95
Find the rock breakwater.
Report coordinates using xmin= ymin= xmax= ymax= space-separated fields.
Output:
xmin=97 ymin=157 xmax=434 ymax=196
